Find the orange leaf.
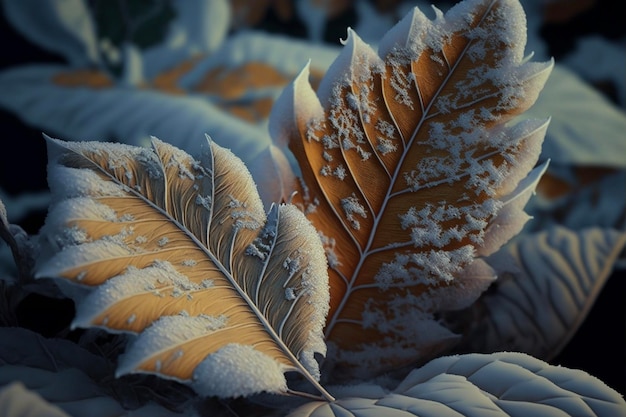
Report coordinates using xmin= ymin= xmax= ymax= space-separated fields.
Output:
xmin=271 ymin=0 xmax=552 ymax=378
xmin=36 ymin=135 xmax=332 ymax=399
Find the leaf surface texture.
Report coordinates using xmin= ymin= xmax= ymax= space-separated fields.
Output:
xmin=288 ymin=352 xmax=626 ymax=417
xmin=271 ymin=0 xmax=552 ymax=375
xmin=36 ymin=136 xmax=330 ymax=398
xmin=450 ymin=226 xmax=626 ymax=360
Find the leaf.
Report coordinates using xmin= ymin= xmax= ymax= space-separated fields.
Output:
xmin=35 ymin=135 xmax=332 ymax=400
xmin=0 ymin=197 xmax=37 ymax=283
xmin=0 ymin=327 xmax=191 ymax=417
xmin=446 ymin=226 xmax=626 ymax=360
xmin=531 ymin=169 xmax=626 ymax=233
xmin=527 ymin=65 xmax=626 ymax=169
xmin=270 ymin=0 xmax=553 ymax=376
xmin=288 ymin=352 xmax=626 ymax=417
xmin=2 ymin=0 xmax=100 ymax=67
xmin=0 ymin=64 xmax=290 ymax=205
xmin=0 ymin=382 xmax=70 ymax=417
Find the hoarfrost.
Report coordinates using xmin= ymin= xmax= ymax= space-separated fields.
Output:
xmin=333 ymin=165 xmax=347 ymax=180
xmin=195 ymin=194 xmax=212 ymax=210
xmin=71 ymin=260 xmax=207 ymax=327
xmin=341 ymin=194 xmax=367 ymax=230
xmin=285 ymin=287 xmax=297 ymax=301
xmin=117 ymin=314 xmax=228 ymax=377
xmin=192 ymin=344 xmax=287 ymax=397
xmin=377 ymin=137 xmax=397 ymax=155
xmin=48 ymin=166 xmax=127 ymax=199
xmin=318 ymin=232 xmax=341 ymax=268
xmin=181 ymin=259 xmax=197 ymax=267
xmin=283 ymin=255 xmax=301 ymax=275
xmin=228 ymin=196 xmax=262 ymax=230
xmin=374 ymin=245 xmax=475 ymax=289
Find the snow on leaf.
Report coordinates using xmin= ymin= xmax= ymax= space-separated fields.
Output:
xmin=35 ymin=135 xmax=332 ymax=400
xmin=270 ymin=0 xmax=552 ymax=376
xmin=447 ymin=226 xmax=626 ymax=361
xmin=288 ymin=352 xmax=626 ymax=417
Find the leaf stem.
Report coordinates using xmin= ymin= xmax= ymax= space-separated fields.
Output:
xmin=287 ymin=388 xmax=335 ymax=402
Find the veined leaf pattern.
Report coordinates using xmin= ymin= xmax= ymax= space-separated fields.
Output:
xmin=288 ymin=352 xmax=626 ymax=417
xmin=450 ymin=226 xmax=626 ymax=360
xmin=271 ymin=0 xmax=553 ymax=376
xmin=35 ymin=135 xmax=332 ymax=400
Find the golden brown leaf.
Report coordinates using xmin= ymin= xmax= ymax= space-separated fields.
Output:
xmin=36 ymin=135 xmax=332 ymax=399
xmin=271 ymin=0 xmax=553 ymax=377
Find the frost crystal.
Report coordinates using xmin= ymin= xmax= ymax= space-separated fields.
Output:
xmin=285 ymin=287 xmax=297 ymax=301
xmin=341 ymin=194 xmax=367 ymax=230
xmin=192 ymin=344 xmax=287 ymax=398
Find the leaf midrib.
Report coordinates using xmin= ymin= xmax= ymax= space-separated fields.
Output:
xmin=63 ymin=141 xmax=332 ymax=399
xmin=324 ymin=0 xmax=498 ymax=338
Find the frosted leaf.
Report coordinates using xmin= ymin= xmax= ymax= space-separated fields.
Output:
xmin=35 ymin=136 xmax=332 ymax=400
xmin=270 ymin=0 xmax=552 ymax=377
xmin=450 ymin=226 xmax=626 ymax=361
xmin=192 ymin=344 xmax=287 ymax=398
xmin=288 ymin=352 xmax=626 ymax=417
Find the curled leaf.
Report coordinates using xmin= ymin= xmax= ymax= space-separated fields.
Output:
xmin=271 ymin=0 xmax=552 ymax=376
xmin=35 ymin=135 xmax=331 ymax=399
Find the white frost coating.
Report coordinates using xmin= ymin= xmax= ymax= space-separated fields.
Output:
xmin=285 ymin=287 xmax=297 ymax=301
xmin=340 ymin=194 xmax=367 ymax=230
xmin=433 ymin=259 xmax=496 ymax=311
xmin=72 ymin=262 xmax=201 ymax=328
xmin=331 ymin=317 xmax=459 ymax=377
xmin=192 ymin=344 xmax=287 ymax=397
xmin=47 ymin=166 xmax=128 ymax=199
xmin=269 ymin=62 xmax=323 ymax=154
xmin=377 ymin=6 xmax=431 ymax=58
xmin=489 ymin=118 xmax=550 ymax=197
xmin=46 ymin=197 xmax=118 ymax=226
xmin=375 ymin=245 xmax=475 ymax=288
xmin=278 ymin=204 xmax=330 ymax=369
xmin=479 ymin=162 xmax=549 ymax=257
xmin=117 ymin=314 xmax=228 ymax=378
xmin=200 ymin=138 xmax=266 ymax=228
xmin=316 ymin=28 xmax=373 ymax=108
xmin=35 ymin=239 xmax=132 ymax=281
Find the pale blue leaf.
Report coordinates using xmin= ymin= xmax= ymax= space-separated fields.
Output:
xmin=1 ymin=0 xmax=99 ymax=67
xmin=527 ymin=65 xmax=626 ymax=169
xmin=289 ymin=352 xmax=626 ymax=417
xmin=178 ymin=31 xmax=338 ymax=91
xmin=0 ymin=328 xmax=194 ymax=417
xmin=0 ymin=65 xmax=288 ymax=205
xmin=140 ymin=0 xmax=231 ymax=80
xmin=527 ymin=170 xmax=626 ymax=232
xmin=449 ymin=226 xmax=626 ymax=360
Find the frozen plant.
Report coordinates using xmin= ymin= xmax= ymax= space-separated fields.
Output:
xmin=0 ymin=0 xmax=625 ymax=416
